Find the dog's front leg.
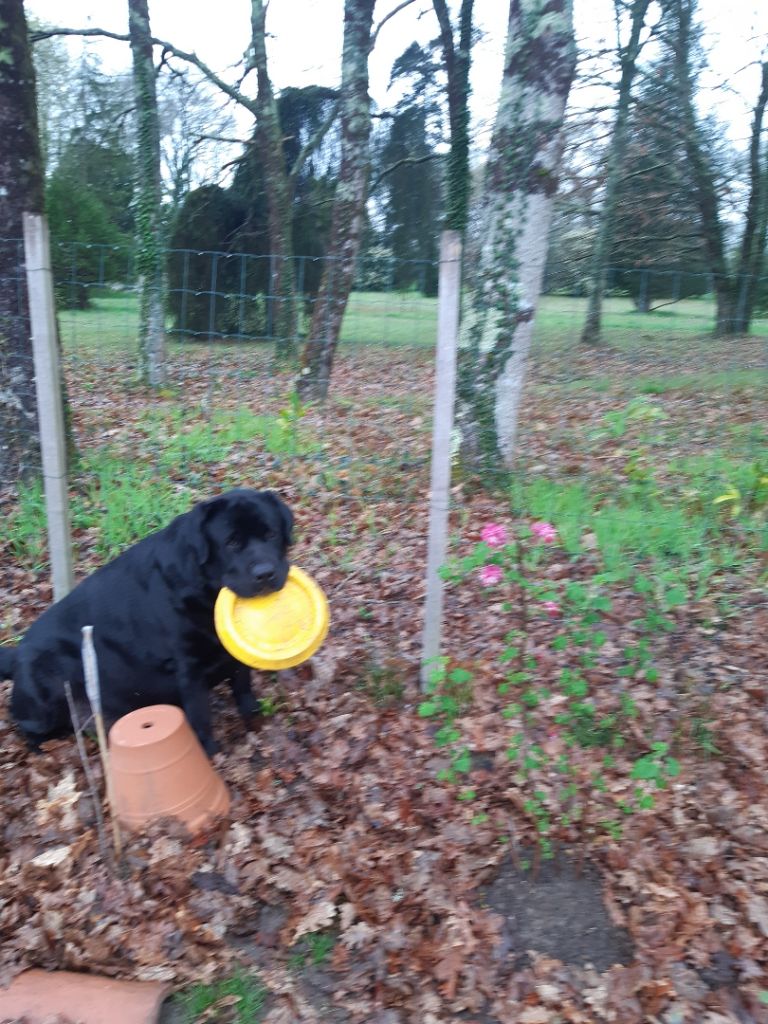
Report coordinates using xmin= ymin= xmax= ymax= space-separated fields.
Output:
xmin=178 ymin=671 xmax=219 ymax=756
xmin=228 ymin=663 xmax=260 ymax=730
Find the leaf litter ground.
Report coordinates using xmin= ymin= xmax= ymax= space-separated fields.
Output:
xmin=0 ymin=337 xmax=767 ymax=1023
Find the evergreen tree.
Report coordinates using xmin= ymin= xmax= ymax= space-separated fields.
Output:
xmin=167 ymin=86 xmax=338 ymax=340
xmin=610 ymin=58 xmax=709 ymax=309
xmin=375 ymin=43 xmax=443 ymax=294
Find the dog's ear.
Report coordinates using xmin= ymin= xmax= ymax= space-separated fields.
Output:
xmin=265 ymin=491 xmax=294 ymax=547
xmin=187 ymin=495 xmax=225 ymax=565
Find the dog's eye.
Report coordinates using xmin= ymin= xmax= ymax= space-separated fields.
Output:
xmin=225 ymin=537 xmax=240 ymax=550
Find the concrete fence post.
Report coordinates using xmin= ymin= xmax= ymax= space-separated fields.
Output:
xmin=23 ymin=212 xmax=74 ymax=601
xmin=420 ymin=230 xmax=462 ymax=689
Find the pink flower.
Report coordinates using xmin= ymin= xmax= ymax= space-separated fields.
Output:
xmin=479 ymin=564 xmax=503 ymax=587
xmin=531 ymin=521 xmax=557 ymax=544
xmin=480 ymin=523 xmax=508 ymax=548
xmin=542 ymin=601 xmax=561 ymax=617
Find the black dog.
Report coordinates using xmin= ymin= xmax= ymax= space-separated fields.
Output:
xmin=0 ymin=488 xmax=293 ymax=755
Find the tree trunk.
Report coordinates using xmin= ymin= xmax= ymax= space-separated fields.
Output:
xmin=297 ymin=0 xmax=376 ymax=400
xmin=0 ymin=0 xmax=45 ymax=482
xmin=433 ymin=0 xmax=474 ymax=235
xmin=672 ymin=0 xmax=737 ymax=338
xmin=457 ymin=0 xmax=576 ymax=475
xmin=731 ymin=61 xmax=768 ymax=334
xmin=250 ymin=0 xmax=296 ymax=357
xmin=128 ymin=0 xmax=165 ymax=386
xmin=580 ymin=0 xmax=652 ymax=346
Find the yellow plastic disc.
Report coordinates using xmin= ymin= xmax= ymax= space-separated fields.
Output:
xmin=214 ymin=566 xmax=330 ymax=670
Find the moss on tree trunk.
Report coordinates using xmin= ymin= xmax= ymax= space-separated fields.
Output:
xmin=457 ymin=0 xmax=576 ymax=477
xmin=298 ymin=0 xmax=376 ymax=400
xmin=251 ymin=0 xmax=296 ymax=358
xmin=0 ymin=0 xmax=45 ymax=481
xmin=128 ymin=0 xmax=165 ymax=386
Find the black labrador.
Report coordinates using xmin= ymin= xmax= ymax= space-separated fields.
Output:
xmin=0 ymin=488 xmax=293 ymax=755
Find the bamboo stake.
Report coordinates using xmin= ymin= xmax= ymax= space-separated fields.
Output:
xmin=64 ymin=681 xmax=113 ymax=871
xmin=81 ymin=626 xmax=122 ymax=860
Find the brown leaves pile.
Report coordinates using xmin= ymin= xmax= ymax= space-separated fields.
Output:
xmin=0 ymin=342 xmax=767 ymax=1021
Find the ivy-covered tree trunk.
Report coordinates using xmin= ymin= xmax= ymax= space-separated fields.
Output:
xmin=433 ymin=0 xmax=474 ymax=235
xmin=0 ymin=0 xmax=44 ymax=481
xmin=580 ymin=0 xmax=652 ymax=346
xmin=128 ymin=0 xmax=165 ymax=385
xmin=457 ymin=0 xmax=576 ymax=475
xmin=298 ymin=0 xmax=376 ymax=400
xmin=250 ymin=0 xmax=296 ymax=356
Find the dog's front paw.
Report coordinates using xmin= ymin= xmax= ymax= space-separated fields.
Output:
xmin=237 ymin=693 xmax=260 ymax=720
xmin=201 ymin=736 xmax=221 ymax=758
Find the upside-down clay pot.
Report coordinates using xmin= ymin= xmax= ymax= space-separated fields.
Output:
xmin=108 ymin=704 xmax=230 ymax=834
xmin=0 ymin=969 xmax=169 ymax=1024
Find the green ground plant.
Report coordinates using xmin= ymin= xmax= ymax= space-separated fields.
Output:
xmin=289 ymin=930 xmax=335 ymax=969
xmin=0 ymin=399 xmax=320 ymax=565
xmin=358 ymin=657 xmax=407 ymax=705
xmin=421 ymin=518 xmax=692 ymax=861
xmin=175 ymin=970 xmax=266 ymax=1024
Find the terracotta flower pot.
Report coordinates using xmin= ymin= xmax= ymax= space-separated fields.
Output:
xmin=0 ymin=969 xmax=169 ymax=1024
xmin=108 ymin=704 xmax=230 ymax=834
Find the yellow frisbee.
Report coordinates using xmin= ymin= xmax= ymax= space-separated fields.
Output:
xmin=214 ymin=566 xmax=330 ymax=670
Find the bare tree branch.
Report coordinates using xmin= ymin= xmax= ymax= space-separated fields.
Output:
xmin=369 ymin=152 xmax=441 ymax=193
xmin=289 ymin=101 xmax=340 ymax=184
xmin=31 ymin=25 xmax=129 ymax=44
xmin=370 ymin=0 xmax=421 ymax=51
xmin=194 ymin=132 xmax=256 ymax=146
xmin=30 ymin=26 xmax=258 ymax=116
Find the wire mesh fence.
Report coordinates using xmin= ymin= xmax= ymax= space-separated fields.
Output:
xmin=1 ymin=237 xmax=767 ymax=669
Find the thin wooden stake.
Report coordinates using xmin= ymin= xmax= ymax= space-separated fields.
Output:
xmin=420 ymin=230 xmax=462 ymax=689
xmin=64 ymin=681 xmax=113 ymax=872
xmin=81 ymin=626 xmax=122 ymax=860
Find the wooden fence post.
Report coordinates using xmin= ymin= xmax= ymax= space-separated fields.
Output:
xmin=23 ymin=212 xmax=74 ymax=601
xmin=420 ymin=230 xmax=462 ymax=688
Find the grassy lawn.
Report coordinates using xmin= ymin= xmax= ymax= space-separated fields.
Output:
xmin=57 ymin=288 xmax=768 ymax=360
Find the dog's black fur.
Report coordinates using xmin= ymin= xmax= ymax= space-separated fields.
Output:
xmin=0 ymin=489 xmax=293 ymax=755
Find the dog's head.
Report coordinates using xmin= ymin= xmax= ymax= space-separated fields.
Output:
xmin=189 ymin=489 xmax=294 ymax=597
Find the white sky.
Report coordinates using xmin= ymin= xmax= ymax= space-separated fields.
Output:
xmin=26 ymin=0 xmax=767 ymax=151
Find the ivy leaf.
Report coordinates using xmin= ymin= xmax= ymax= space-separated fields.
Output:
xmin=631 ymin=758 xmax=660 ymax=781
xmin=449 ymin=667 xmax=473 ymax=684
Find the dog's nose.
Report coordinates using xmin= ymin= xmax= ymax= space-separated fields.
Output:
xmin=250 ymin=563 xmax=277 ymax=588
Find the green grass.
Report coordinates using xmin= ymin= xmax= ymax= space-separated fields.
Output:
xmin=634 ymin=369 xmax=768 ymax=395
xmin=174 ymin=970 xmax=266 ymax=1024
xmin=289 ymin=930 xmax=336 ymax=970
xmin=74 ymin=453 xmax=193 ymax=557
xmin=136 ymin=405 xmax=319 ymax=470
xmin=57 ymin=290 xmax=768 ymax=359
xmin=3 ymin=477 xmax=48 ymax=567
xmin=0 ymin=391 xmax=325 ymax=564
xmin=510 ymin=446 xmax=767 ymax=582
